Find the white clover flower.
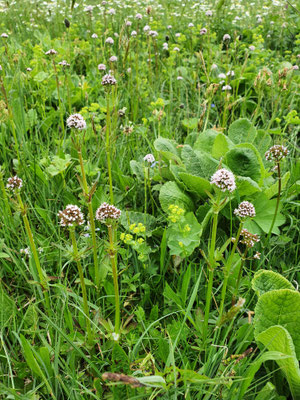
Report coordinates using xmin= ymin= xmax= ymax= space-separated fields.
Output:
xmin=144 ymin=153 xmax=155 ymax=163
xmin=131 ymin=30 xmax=137 ymax=37
xmin=1 ymin=33 xmax=8 ymax=38
xmin=143 ymin=25 xmax=150 ymax=32
xmin=91 ymin=33 xmax=98 ymax=39
xmin=188 ymin=23 xmax=194 ymax=28
xmin=135 ymin=13 xmax=142 ymax=20
xmin=109 ymin=56 xmax=118 ymax=62
xmin=210 ymin=168 xmax=236 ymax=192
xmin=223 ymin=34 xmax=231 ymax=41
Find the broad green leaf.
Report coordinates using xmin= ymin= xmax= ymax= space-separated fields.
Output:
xmin=178 ymin=173 xmax=211 ymax=198
xmin=225 ymin=146 xmax=261 ymax=182
xmin=238 ymin=351 xmax=292 ymax=400
xmin=254 ymin=289 xmax=300 ymax=358
xmin=212 ymin=133 xmax=233 ymax=158
xmin=46 ymin=155 xmax=72 ymax=177
xmin=193 ymin=129 xmax=219 ymax=152
xmin=257 ymin=326 xmax=300 ymax=399
xmin=244 ymin=193 xmax=285 ymax=234
xmin=253 ymin=129 xmax=272 ymax=156
xmin=236 ymin=176 xmax=261 ymax=196
xmin=252 ymin=270 xmax=295 ymax=296
xmin=182 ymin=117 xmax=198 ymax=131
xmin=33 ymin=71 xmax=49 ymax=82
xmin=265 ymin=172 xmax=290 ymax=199
xmin=137 ymin=375 xmax=166 ymax=388
xmin=159 ymin=181 xmax=194 ymax=213
xmin=182 ymin=145 xmax=219 ymax=179
xmin=228 ymin=118 xmax=257 ymax=144
xmin=154 ymin=137 xmax=181 ymax=163
xmin=254 ymin=382 xmax=279 ymax=400
xmin=130 ymin=160 xmax=144 ymax=181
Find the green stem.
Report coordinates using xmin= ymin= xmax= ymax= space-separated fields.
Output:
xmin=0 ymin=172 xmax=11 ymax=216
xmin=233 ymin=248 xmax=248 ymax=305
xmin=203 ymin=197 xmax=220 ymax=347
xmin=106 ymin=92 xmax=114 ymax=204
xmin=218 ymin=222 xmax=243 ymax=323
xmin=107 ymin=224 xmax=120 ymax=334
xmin=78 ymin=150 xmax=99 ymax=287
xmin=69 ymin=227 xmax=92 ymax=342
xmin=16 ymin=193 xmax=51 ymax=315
xmin=265 ymin=162 xmax=281 ymax=246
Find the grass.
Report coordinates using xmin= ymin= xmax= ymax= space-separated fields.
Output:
xmin=0 ymin=0 xmax=299 ymax=399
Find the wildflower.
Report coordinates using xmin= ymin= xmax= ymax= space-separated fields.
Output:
xmin=144 ymin=154 xmax=155 ymax=163
xmin=1 ymin=33 xmax=8 ymax=38
xmin=95 ymin=202 xmax=121 ymax=222
xmin=58 ymin=60 xmax=70 ymax=67
xmin=109 ymin=56 xmax=118 ymax=62
xmin=167 ymin=25 xmax=172 ymax=29
xmin=45 ymin=49 xmax=57 ymax=55
xmin=98 ymin=63 xmax=106 ymax=71
xmin=200 ymin=28 xmax=207 ymax=35
xmin=84 ymin=5 xmax=93 ymax=12
xmin=175 ymin=33 xmax=181 ymax=38
xmin=223 ymin=34 xmax=231 ymax=41
xmin=239 ymin=229 xmax=260 ymax=248
xmin=148 ymin=30 xmax=158 ymax=37
xmin=177 ymin=76 xmax=183 ymax=80
xmin=249 ymin=45 xmax=255 ymax=51
xmin=253 ymin=252 xmax=261 ymax=259
xmin=265 ymin=145 xmax=288 ymax=162
xmin=7 ymin=175 xmax=23 ymax=191
xmin=58 ymin=205 xmax=85 ymax=227
xmin=226 ymin=70 xmax=234 ymax=76
xmin=126 ymin=21 xmax=132 ymax=27
xmin=0 ymin=65 xmax=2 ymax=71
xmin=188 ymin=23 xmax=194 ymax=28
xmin=20 ymin=247 xmax=30 ymax=256
xmin=234 ymin=201 xmax=256 ymax=218
xmin=173 ymin=47 xmax=180 ymax=52
xmin=135 ymin=13 xmax=142 ymax=19
xmin=131 ymin=30 xmax=137 ymax=37
xmin=101 ymin=74 xmax=117 ymax=86
xmin=67 ymin=113 xmax=87 ymax=130
xmin=210 ymin=168 xmax=236 ymax=192
xmin=293 ymin=65 xmax=299 ymax=70
xmin=206 ymin=10 xmax=213 ymax=16
xmin=163 ymin=43 xmax=168 ymax=50
xmin=222 ymin=84 xmax=232 ymax=91
xmin=143 ymin=25 xmax=150 ymax=32
xmin=107 ymin=8 xmax=116 ymax=15
xmin=91 ymin=33 xmax=98 ymax=39
xmin=105 ymin=37 xmax=114 ymax=44
xmin=26 ymin=67 xmax=32 ymax=71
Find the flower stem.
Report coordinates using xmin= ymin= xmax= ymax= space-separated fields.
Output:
xmin=69 ymin=227 xmax=92 ymax=342
xmin=203 ymin=196 xmax=220 ymax=347
xmin=78 ymin=150 xmax=100 ymax=288
xmin=232 ymin=247 xmax=248 ymax=305
xmin=107 ymin=224 xmax=120 ymax=334
xmin=16 ymin=193 xmax=51 ymax=315
xmin=218 ymin=222 xmax=243 ymax=323
xmin=266 ymin=162 xmax=281 ymax=246
xmin=106 ymin=91 xmax=114 ymax=204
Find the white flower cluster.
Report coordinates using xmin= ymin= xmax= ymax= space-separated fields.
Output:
xmin=101 ymin=74 xmax=117 ymax=86
xmin=45 ymin=49 xmax=57 ymax=55
xmin=240 ymin=229 xmax=260 ymax=248
xmin=143 ymin=154 xmax=155 ymax=163
xmin=67 ymin=113 xmax=87 ymax=130
xmin=95 ymin=203 xmax=121 ymax=222
xmin=210 ymin=168 xmax=236 ymax=192
xmin=265 ymin=145 xmax=288 ymax=162
xmin=58 ymin=205 xmax=85 ymax=227
xmin=7 ymin=175 xmax=23 ymax=191
xmin=234 ymin=201 xmax=256 ymax=218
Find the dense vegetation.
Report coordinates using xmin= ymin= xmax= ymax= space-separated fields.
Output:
xmin=0 ymin=0 xmax=299 ymax=398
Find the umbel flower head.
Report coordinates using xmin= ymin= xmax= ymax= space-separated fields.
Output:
xmin=67 ymin=113 xmax=87 ymax=130
xmin=101 ymin=74 xmax=117 ymax=86
xmin=7 ymin=175 xmax=23 ymax=191
xmin=143 ymin=153 xmax=155 ymax=163
xmin=58 ymin=205 xmax=85 ymax=227
xmin=95 ymin=202 xmax=121 ymax=223
xmin=265 ymin=145 xmax=288 ymax=162
xmin=239 ymin=229 xmax=260 ymax=248
xmin=210 ymin=168 xmax=236 ymax=193
xmin=234 ymin=201 xmax=256 ymax=219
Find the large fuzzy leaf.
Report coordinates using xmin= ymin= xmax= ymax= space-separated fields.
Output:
xmin=154 ymin=137 xmax=181 ymax=163
xmin=265 ymin=172 xmax=290 ymax=200
xmin=225 ymin=145 xmax=262 ymax=183
xmin=178 ymin=173 xmax=212 ymax=198
xmin=252 ymin=270 xmax=295 ymax=296
xmin=159 ymin=181 xmax=194 ymax=213
xmin=193 ymin=129 xmax=219 ymax=152
xmin=181 ymin=145 xmax=218 ymax=180
xmin=228 ymin=118 xmax=257 ymax=144
xmin=257 ymin=326 xmax=300 ymax=399
xmin=254 ymin=289 xmax=300 ymax=358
